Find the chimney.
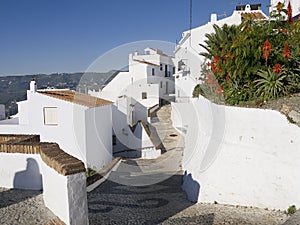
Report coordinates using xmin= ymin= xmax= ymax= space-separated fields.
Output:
xmin=211 ymin=14 xmax=217 ymax=23
xmin=30 ymin=80 xmax=37 ymax=93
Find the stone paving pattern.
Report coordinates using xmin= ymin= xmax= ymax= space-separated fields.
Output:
xmin=0 ymin=188 xmax=57 ymax=225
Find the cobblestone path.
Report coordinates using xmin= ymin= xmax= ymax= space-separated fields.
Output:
xmin=0 ymin=188 xmax=57 ymax=225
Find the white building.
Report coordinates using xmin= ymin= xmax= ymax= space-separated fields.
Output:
xmin=0 ymin=104 xmax=5 ymax=120
xmin=89 ymin=47 xmax=175 ymax=108
xmin=174 ymin=4 xmax=268 ymax=99
xmin=0 ymin=81 xmax=113 ymax=170
xmin=111 ymin=96 xmax=161 ymax=159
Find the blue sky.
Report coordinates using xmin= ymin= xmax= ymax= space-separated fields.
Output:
xmin=0 ymin=0 xmax=270 ymax=76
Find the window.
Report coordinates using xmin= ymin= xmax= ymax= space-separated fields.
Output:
xmin=112 ymin=135 xmax=117 ymax=146
xmin=165 ymin=65 xmax=168 ymax=77
xmin=142 ymin=92 xmax=147 ymax=99
xmin=173 ymin=66 xmax=176 ymax=74
xmin=160 ymin=81 xmax=162 ymax=88
xmin=145 ymin=50 xmax=150 ymax=55
xmin=160 ymin=64 xmax=163 ymax=71
xmin=152 ymin=68 xmax=155 ymax=76
xmin=44 ymin=107 xmax=58 ymax=125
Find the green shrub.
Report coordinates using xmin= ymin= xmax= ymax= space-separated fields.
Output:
xmin=287 ymin=205 xmax=297 ymax=215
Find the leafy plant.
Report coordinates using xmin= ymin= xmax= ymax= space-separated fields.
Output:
xmin=86 ymin=167 xmax=98 ymax=178
xmin=287 ymin=205 xmax=297 ymax=215
xmin=198 ymin=1 xmax=300 ymax=105
xmin=255 ymin=67 xmax=287 ymax=100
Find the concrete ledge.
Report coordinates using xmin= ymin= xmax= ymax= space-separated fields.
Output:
xmin=87 ymin=157 xmax=122 ymax=192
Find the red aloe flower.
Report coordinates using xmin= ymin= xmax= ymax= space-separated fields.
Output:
xmin=287 ymin=2 xmax=294 ymax=24
xmin=263 ymin=40 xmax=272 ymax=60
xmin=216 ymin=85 xmax=223 ymax=95
xmin=273 ymin=63 xmax=282 ymax=74
xmin=232 ymin=39 xmax=237 ymax=43
xmin=214 ymin=56 xmax=220 ymax=63
xmin=226 ymin=75 xmax=230 ymax=81
xmin=283 ymin=43 xmax=291 ymax=58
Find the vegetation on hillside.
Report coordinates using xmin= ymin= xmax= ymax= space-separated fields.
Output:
xmin=194 ymin=2 xmax=300 ymax=105
xmin=0 ymin=71 xmax=120 ymax=116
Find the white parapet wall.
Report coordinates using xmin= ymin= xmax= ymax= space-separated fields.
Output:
xmin=172 ymin=96 xmax=300 ymax=210
xmin=42 ymin=165 xmax=88 ymax=225
xmin=0 ymin=135 xmax=89 ymax=225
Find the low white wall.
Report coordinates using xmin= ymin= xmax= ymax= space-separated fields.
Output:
xmin=172 ymin=96 xmax=300 ymax=210
xmin=0 ymin=153 xmax=88 ymax=225
xmin=42 ymin=162 xmax=70 ymax=223
xmin=43 ymin=167 xmax=88 ymax=225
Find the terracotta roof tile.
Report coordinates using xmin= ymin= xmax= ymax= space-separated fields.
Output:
xmin=38 ymin=90 xmax=112 ymax=108
xmin=241 ymin=12 xmax=267 ymax=21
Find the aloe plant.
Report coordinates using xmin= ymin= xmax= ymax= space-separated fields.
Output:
xmin=255 ymin=67 xmax=287 ymax=100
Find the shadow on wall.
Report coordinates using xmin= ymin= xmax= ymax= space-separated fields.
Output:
xmin=13 ymin=158 xmax=43 ymax=191
xmin=182 ymin=171 xmax=200 ymax=203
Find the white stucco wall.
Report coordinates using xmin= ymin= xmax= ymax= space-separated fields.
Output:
xmin=0 ymin=153 xmax=43 ymax=190
xmin=85 ymin=104 xmax=112 ymax=169
xmin=172 ymin=96 xmax=300 ymax=210
xmin=42 ymin=162 xmax=70 ymax=223
xmin=0 ymin=152 xmax=88 ymax=225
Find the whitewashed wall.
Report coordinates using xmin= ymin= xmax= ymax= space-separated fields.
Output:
xmin=0 ymin=153 xmax=43 ymax=190
xmin=0 ymin=153 xmax=88 ymax=225
xmin=85 ymin=104 xmax=112 ymax=169
xmin=42 ymin=165 xmax=88 ymax=225
xmin=172 ymin=96 xmax=300 ymax=210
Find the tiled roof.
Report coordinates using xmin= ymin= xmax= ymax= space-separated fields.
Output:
xmin=241 ymin=12 xmax=267 ymax=21
xmin=38 ymin=90 xmax=112 ymax=107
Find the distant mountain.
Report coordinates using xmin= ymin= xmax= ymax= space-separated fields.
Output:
xmin=0 ymin=70 xmax=122 ymax=117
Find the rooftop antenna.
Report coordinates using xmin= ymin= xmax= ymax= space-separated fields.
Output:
xmin=189 ymin=0 xmax=194 ymax=46
xmin=190 ymin=0 xmax=192 ymax=34
xmin=230 ymin=1 xmax=243 ymax=6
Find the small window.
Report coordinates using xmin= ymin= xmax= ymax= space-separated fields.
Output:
xmin=160 ymin=64 xmax=163 ymax=71
xmin=142 ymin=92 xmax=147 ymax=99
xmin=112 ymin=135 xmax=117 ymax=146
xmin=152 ymin=68 xmax=155 ymax=76
xmin=44 ymin=107 xmax=58 ymax=125
xmin=160 ymin=81 xmax=162 ymax=88
xmin=145 ymin=50 xmax=150 ymax=55
xmin=173 ymin=66 xmax=176 ymax=74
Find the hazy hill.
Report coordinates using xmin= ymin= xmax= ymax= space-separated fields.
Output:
xmin=0 ymin=71 xmax=121 ymax=117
